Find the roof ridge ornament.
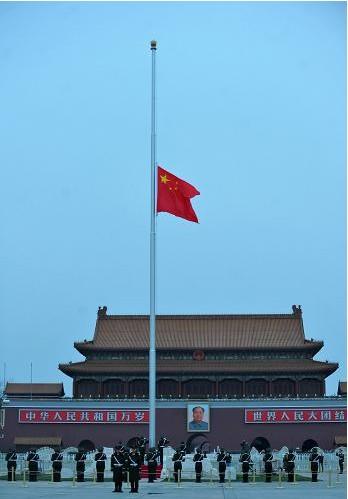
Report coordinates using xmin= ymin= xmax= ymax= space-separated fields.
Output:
xmin=98 ymin=306 xmax=107 ymax=318
xmin=292 ymin=305 xmax=302 ymax=316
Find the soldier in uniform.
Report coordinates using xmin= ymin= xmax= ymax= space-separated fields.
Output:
xmin=172 ymin=447 xmax=185 ymax=482
xmin=217 ymin=448 xmax=231 ymax=483
xmin=5 ymin=448 xmax=17 ymax=481
xmin=27 ymin=448 xmax=39 ymax=482
xmin=240 ymin=441 xmax=250 ymax=453
xmin=111 ymin=446 xmax=125 ymax=493
xmin=239 ymin=449 xmax=252 ymax=483
xmin=309 ymin=447 xmax=320 ymax=482
xmin=137 ymin=436 xmax=148 ymax=464
xmin=75 ymin=447 xmax=86 ymax=482
xmin=179 ymin=441 xmax=187 ymax=454
xmin=94 ymin=446 xmax=107 ymax=482
xmin=127 ymin=446 xmax=141 ymax=493
xmin=318 ymin=452 xmax=324 ymax=472
xmin=336 ymin=449 xmax=344 ymax=474
xmin=157 ymin=435 xmax=169 ymax=465
xmin=51 ymin=448 xmax=63 ymax=482
xmin=263 ymin=448 xmax=273 ymax=482
xmin=193 ymin=448 xmax=205 ymax=483
xmin=145 ymin=447 xmax=159 ymax=483
xmin=283 ymin=449 xmax=296 ymax=482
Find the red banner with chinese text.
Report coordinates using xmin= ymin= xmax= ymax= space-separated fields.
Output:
xmin=18 ymin=409 xmax=149 ymax=424
xmin=245 ymin=408 xmax=347 ymax=424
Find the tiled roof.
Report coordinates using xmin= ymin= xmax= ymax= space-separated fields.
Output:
xmin=59 ymin=359 xmax=338 ymax=376
xmin=5 ymin=383 xmax=64 ymax=397
xmin=75 ymin=310 xmax=313 ymax=351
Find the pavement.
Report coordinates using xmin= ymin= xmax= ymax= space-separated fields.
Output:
xmin=0 ymin=478 xmax=346 ymax=499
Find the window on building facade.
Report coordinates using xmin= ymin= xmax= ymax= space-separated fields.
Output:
xmin=129 ymin=379 xmax=149 ymax=397
xmin=271 ymin=378 xmax=296 ymax=397
xmin=182 ymin=379 xmax=215 ymax=398
xmin=75 ymin=379 xmax=99 ymax=398
xmin=157 ymin=379 xmax=179 ymax=398
xmin=219 ymin=378 xmax=243 ymax=397
xmin=299 ymin=378 xmax=322 ymax=397
xmin=245 ymin=379 xmax=269 ymax=397
xmin=103 ymin=379 xmax=127 ymax=397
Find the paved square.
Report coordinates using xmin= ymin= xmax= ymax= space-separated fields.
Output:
xmin=0 ymin=479 xmax=346 ymax=499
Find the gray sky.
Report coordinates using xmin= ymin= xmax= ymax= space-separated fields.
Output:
xmin=0 ymin=1 xmax=346 ymax=396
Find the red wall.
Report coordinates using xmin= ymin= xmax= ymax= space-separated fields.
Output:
xmin=2 ymin=406 xmax=346 ymax=451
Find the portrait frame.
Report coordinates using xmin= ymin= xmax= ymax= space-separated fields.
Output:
xmin=187 ymin=403 xmax=210 ymax=432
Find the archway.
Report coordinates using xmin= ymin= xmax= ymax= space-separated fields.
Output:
xmin=127 ymin=437 xmax=141 ymax=449
xmin=186 ymin=433 xmax=210 ymax=453
xmin=78 ymin=439 xmax=95 ymax=452
xmin=250 ymin=436 xmax=271 ymax=452
xmin=302 ymin=439 xmax=318 ymax=452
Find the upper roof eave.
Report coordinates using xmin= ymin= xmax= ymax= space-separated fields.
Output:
xmin=58 ymin=359 xmax=338 ymax=378
xmin=74 ymin=341 xmax=324 ymax=353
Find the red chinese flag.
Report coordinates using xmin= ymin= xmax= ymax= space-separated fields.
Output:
xmin=157 ymin=166 xmax=200 ymax=223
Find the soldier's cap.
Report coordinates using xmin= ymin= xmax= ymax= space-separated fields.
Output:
xmin=98 ymin=446 xmax=103 ymax=452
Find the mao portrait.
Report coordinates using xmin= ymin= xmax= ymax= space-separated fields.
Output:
xmin=187 ymin=404 xmax=210 ymax=432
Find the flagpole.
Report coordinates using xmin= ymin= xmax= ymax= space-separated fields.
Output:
xmin=149 ymin=39 xmax=157 ymax=448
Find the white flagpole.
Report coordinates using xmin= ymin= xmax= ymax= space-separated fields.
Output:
xmin=149 ymin=40 xmax=157 ymax=448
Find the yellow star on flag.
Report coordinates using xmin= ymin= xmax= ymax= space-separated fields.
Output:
xmin=160 ymin=174 xmax=170 ymax=184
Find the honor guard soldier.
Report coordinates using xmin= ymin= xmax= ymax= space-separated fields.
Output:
xmin=145 ymin=447 xmax=159 ymax=483
xmin=157 ymin=435 xmax=169 ymax=465
xmin=127 ymin=446 xmax=141 ymax=493
xmin=283 ymin=449 xmax=296 ymax=482
xmin=5 ymin=448 xmax=17 ymax=481
xmin=172 ymin=447 xmax=185 ymax=482
xmin=27 ymin=448 xmax=39 ymax=482
xmin=95 ymin=446 xmax=107 ymax=482
xmin=111 ymin=446 xmax=125 ymax=493
xmin=263 ymin=448 xmax=274 ymax=482
xmin=117 ymin=440 xmax=126 ymax=454
xmin=336 ymin=449 xmax=344 ymax=474
xmin=51 ymin=448 xmax=63 ymax=482
xmin=137 ymin=436 xmax=148 ymax=464
xmin=240 ymin=441 xmax=250 ymax=453
xmin=239 ymin=450 xmax=252 ymax=483
xmin=217 ymin=448 xmax=231 ymax=483
xmin=318 ymin=452 xmax=324 ymax=472
xmin=75 ymin=447 xmax=87 ymax=482
xmin=309 ymin=447 xmax=320 ymax=482
xmin=179 ymin=441 xmax=187 ymax=454
xmin=193 ymin=448 xmax=205 ymax=483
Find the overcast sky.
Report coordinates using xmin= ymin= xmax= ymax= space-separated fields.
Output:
xmin=0 ymin=1 xmax=346 ymax=396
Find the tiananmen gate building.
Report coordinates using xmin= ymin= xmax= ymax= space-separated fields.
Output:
xmin=1 ymin=305 xmax=346 ymax=452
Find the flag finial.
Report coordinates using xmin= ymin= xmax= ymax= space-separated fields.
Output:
xmin=151 ymin=40 xmax=157 ymax=50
